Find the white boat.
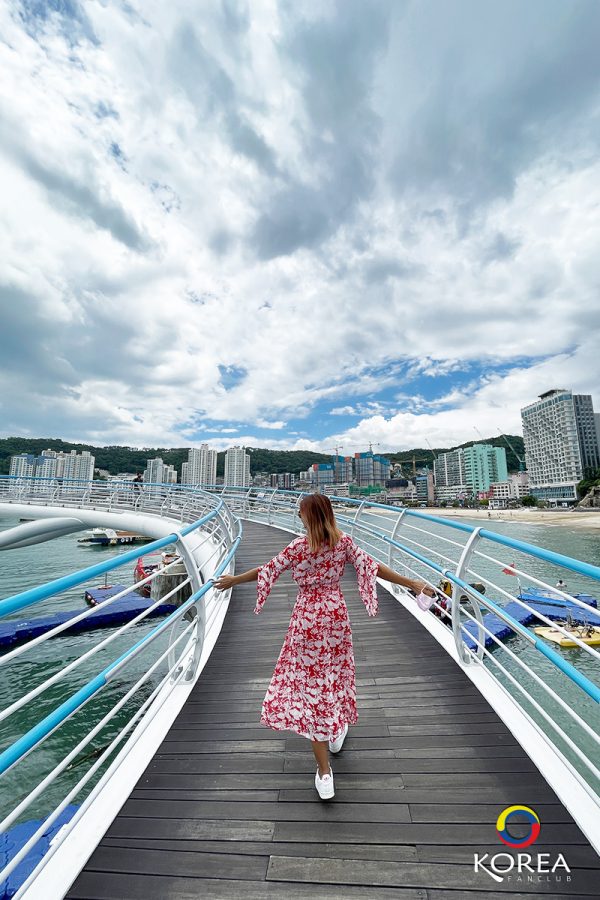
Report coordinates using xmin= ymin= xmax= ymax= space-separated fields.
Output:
xmin=77 ymin=527 xmax=149 ymax=546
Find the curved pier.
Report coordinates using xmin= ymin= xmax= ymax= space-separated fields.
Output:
xmin=66 ymin=521 xmax=600 ymax=898
xmin=1 ymin=479 xmax=599 ymax=897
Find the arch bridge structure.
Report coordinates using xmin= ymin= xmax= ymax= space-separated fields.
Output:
xmin=0 ymin=476 xmax=599 ymax=898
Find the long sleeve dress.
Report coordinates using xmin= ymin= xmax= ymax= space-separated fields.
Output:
xmin=254 ymin=533 xmax=379 ymax=743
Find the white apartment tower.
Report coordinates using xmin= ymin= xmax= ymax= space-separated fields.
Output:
xmin=521 ymin=389 xmax=599 ymax=504
xmin=62 ymin=450 xmax=95 ymax=483
xmin=143 ymin=457 xmax=166 ymax=484
xmin=184 ymin=444 xmax=218 ymax=486
xmin=9 ymin=454 xmax=36 ymax=478
xmin=224 ymin=446 xmax=251 ymax=487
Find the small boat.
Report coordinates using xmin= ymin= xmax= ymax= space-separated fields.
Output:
xmin=134 ymin=551 xmax=190 ymax=605
xmin=134 ymin=553 xmax=163 ymax=597
xmin=78 ymin=528 xmax=150 ymax=546
xmin=534 ymin=621 xmax=600 ymax=647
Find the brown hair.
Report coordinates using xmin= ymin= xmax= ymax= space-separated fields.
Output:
xmin=299 ymin=494 xmax=342 ymax=553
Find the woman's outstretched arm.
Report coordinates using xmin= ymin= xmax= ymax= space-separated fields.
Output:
xmin=376 ymin=562 xmax=435 ymax=596
xmin=214 ymin=568 xmax=260 ymax=590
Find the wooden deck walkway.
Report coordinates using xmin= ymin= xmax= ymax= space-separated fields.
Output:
xmin=67 ymin=521 xmax=600 ymax=899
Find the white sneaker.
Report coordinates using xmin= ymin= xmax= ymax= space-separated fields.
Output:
xmin=329 ymin=723 xmax=348 ymax=754
xmin=315 ymin=766 xmax=335 ymax=800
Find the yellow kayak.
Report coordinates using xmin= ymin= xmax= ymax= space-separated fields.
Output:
xmin=534 ymin=625 xmax=600 ymax=647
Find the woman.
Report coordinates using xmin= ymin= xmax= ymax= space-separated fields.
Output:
xmin=214 ymin=494 xmax=434 ymax=800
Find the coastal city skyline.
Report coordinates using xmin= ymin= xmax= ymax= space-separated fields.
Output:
xmin=1 ymin=3 xmax=600 ymax=453
xmin=7 ymin=385 xmax=600 ymax=506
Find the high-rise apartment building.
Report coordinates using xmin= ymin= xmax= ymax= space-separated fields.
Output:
xmin=270 ymin=473 xmax=297 ymax=490
xmin=224 ymin=446 xmax=251 ymax=487
xmin=310 ymin=463 xmax=335 ymax=490
xmin=11 ymin=450 xmax=94 ymax=485
xmin=183 ymin=444 xmax=217 ymax=486
xmin=434 ymin=448 xmax=467 ymax=491
xmin=415 ymin=471 xmax=435 ymax=505
xmin=9 ymin=454 xmax=36 ymax=478
xmin=435 ymin=444 xmax=508 ymax=498
xmin=573 ymin=395 xmax=600 ymax=474
xmin=35 ymin=454 xmax=59 ymax=481
xmin=333 ymin=456 xmax=353 ymax=483
xmin=354 ymin=452 xmax=390 ymax=487
xmin=163 ymin=465 xmax=177 ymax=484
xmin=144 ymin=457 xmax=167 ymax=484
xmin=463 ymin=444 xmax=508 ymax=492
xmin=521 ymin=389 xmax=599 ymax=504
xmin=62 ymin=450 xmax=95 ymax=483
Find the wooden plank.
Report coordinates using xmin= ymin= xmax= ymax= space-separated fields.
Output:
xmin=120 ymin=797 xmax=412 ymax=824
xmin=138 ymin=772 xmax=407 ymax=790
xmin=151 ymin=754 xmax=287 ymax=774
xmin=272 ymin=820 xmax=587 ymax=846
xmin=67 ymin=871 xmax=429 ymax=899
xmin=106 ymin=817 xmax=276 ymax=842
xmin=408 ymin=803 xmax=575 ymax=824
xmin=417 ymin=843 xmax=600 ymax=869
xmin=277 ymin=787 xmax=559 ymax=805
xmin=99 ymin=836 xmax=419 ymax=861
xmin=83 ymin=845 xmax=268 ymax=880
xmin=265 ymin=854 xmax=599 ymax=893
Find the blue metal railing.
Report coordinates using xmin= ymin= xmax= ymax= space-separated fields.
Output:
xmin=0 ymin=504 xmax=224 ymax=619
xmin=0 ymin=480 xmax=241 ymax=894
xmin=0 ymin=534 xmax=240 ymax=778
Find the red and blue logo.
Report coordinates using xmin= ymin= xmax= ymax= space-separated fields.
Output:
xmin=496 ymin=805 xmax=541 ymax=849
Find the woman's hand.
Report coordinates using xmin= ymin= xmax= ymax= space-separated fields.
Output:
xmin=414 ymin=581 xmax=435 ymax=597
xmin=214 ymin=574 xmax=236 ymax=591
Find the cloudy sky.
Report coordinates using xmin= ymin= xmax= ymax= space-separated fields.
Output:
xmin=1 ymin=0 xmax=599 ymax=454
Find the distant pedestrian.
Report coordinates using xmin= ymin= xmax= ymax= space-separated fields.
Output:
xmin=214 ymin=494 xmax=434 ymax=800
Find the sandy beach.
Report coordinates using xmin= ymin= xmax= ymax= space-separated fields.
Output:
xmin=421 ymin=507 xmax=600 ymax=530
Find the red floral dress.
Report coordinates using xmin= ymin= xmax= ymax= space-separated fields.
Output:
xmin=254 ymin=533 xmax=379 ymax=742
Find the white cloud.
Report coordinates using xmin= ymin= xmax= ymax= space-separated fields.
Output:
xmin=1 ymin=1 xmax=599 ymax=451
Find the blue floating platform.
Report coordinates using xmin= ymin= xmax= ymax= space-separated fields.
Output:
xmin=462 ymin=592 xmax=600 ymax=652
xmin=519 ymin=586 xmax=597 ymax=608
xmin=1 ymin=805 xmax=79 ymax=899
xmin=0 ymin=586 xmax=178 ymax=650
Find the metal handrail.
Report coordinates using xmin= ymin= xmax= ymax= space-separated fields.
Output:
xmin=0 ymin=479 xmax=241 ymax=894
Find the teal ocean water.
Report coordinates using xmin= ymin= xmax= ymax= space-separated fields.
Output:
xmin=0 ymin=513 xmax=599 ymax=824
xmin=0 ymin=517 xmax=177 ymax=824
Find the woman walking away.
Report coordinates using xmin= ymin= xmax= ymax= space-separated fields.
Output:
xmin=214 ymin=494 xmax=434 ymax=800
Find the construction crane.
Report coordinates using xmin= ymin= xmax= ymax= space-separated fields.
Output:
xmin=497 ymin=429 xmax=526 ymax=471
xmin=425 ymin=439 xmax=437 ymax=465
xmin=326 ymin=445 xmax=344 ymax=483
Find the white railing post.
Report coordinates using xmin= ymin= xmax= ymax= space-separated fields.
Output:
xmin=388 ymin=508 xmax=407 ymax=566
xmin=266 ymin=489 xmax=277 ymax=525
xmin=350 ymin=500 xmax=366 ymax=539
xmin=451 ymin=527 xmax=485 ymax=665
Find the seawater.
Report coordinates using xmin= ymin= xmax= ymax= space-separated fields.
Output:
xmin=0 ymin=517 xmax=178 ymax=824
xmin=0 ymin=513 xmax=599 ymax=825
